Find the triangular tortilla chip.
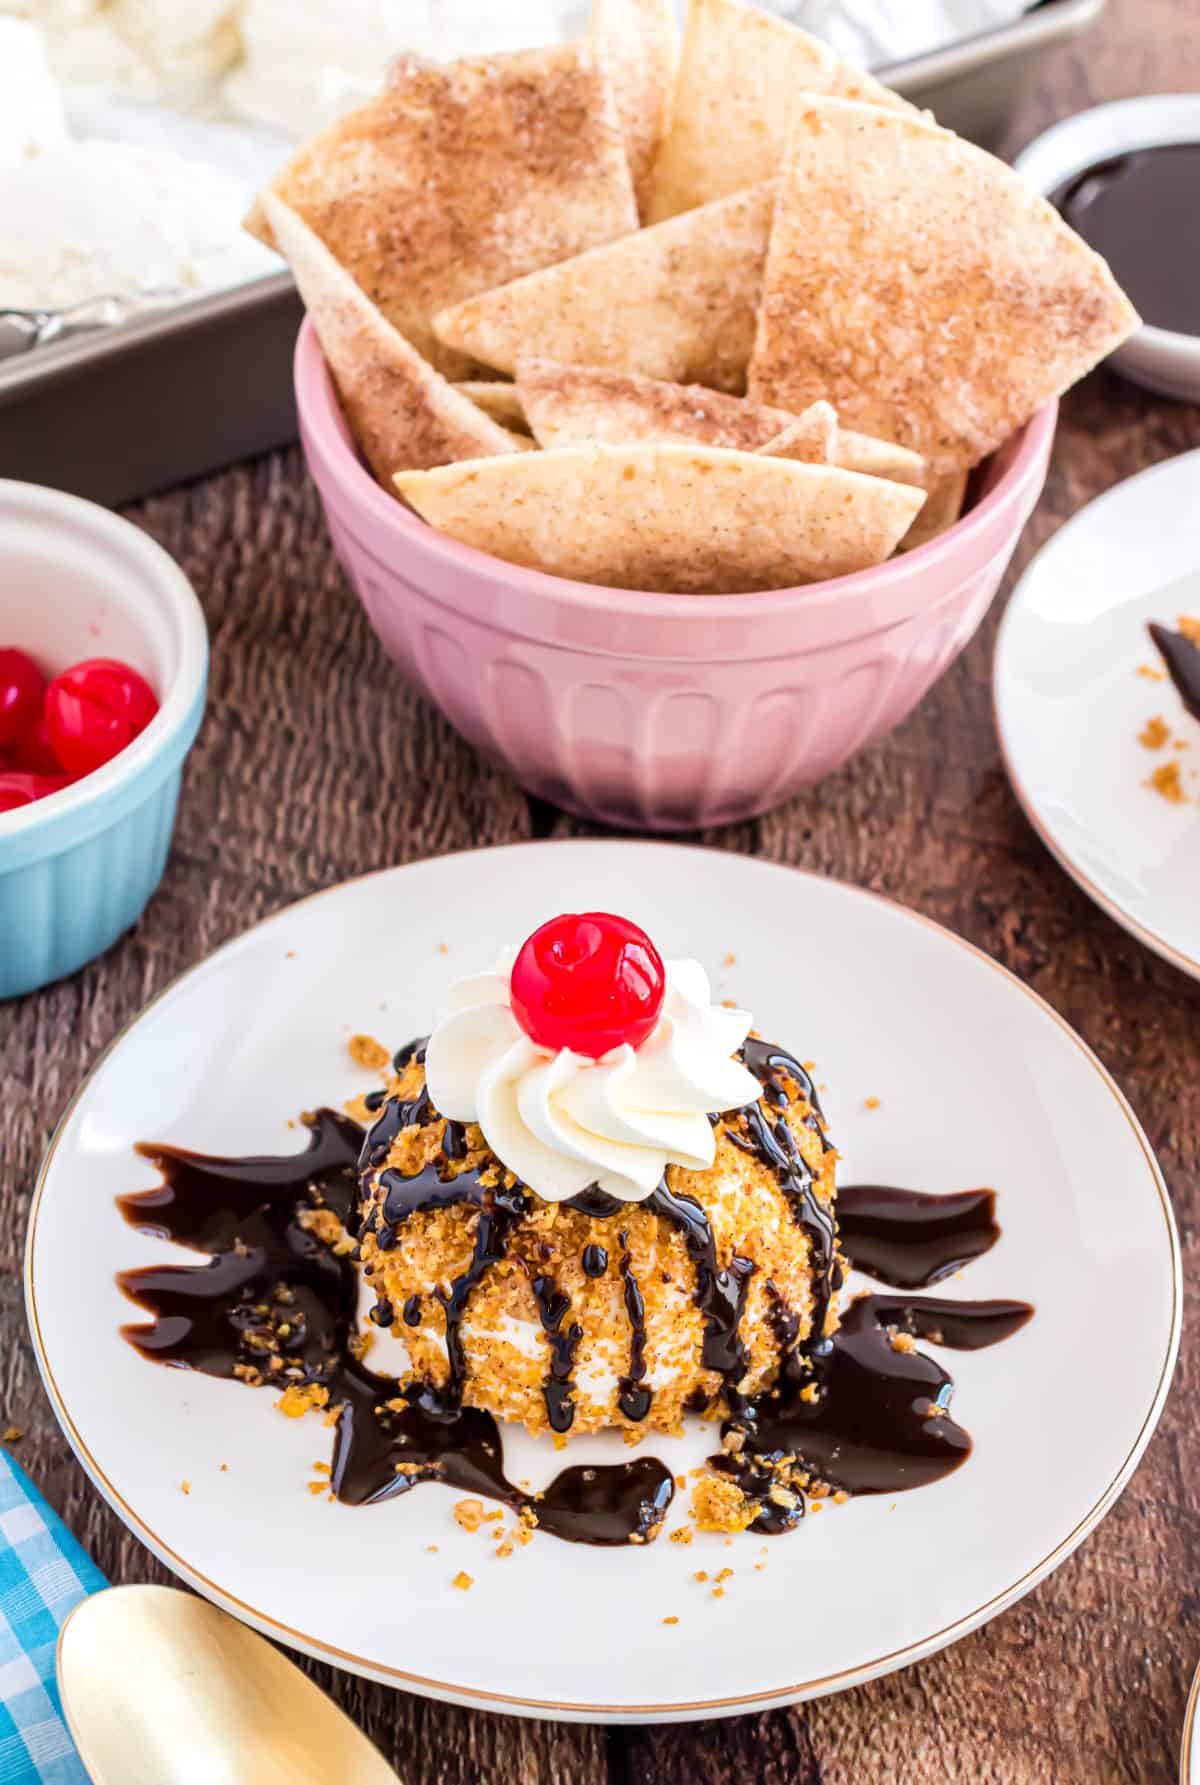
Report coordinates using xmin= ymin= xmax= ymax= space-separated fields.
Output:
xmin=832 ymin=431 xmax=925 ymax=487
xmin=516 ymin=355 xmax=835 ymax=459
xmin=516 ymin=358 xmax=923 ymax=489
xmin=394 ymin=443 xmax=924 ymax=594
xmin=453 ymin=382 xmax=530 ymax=431
xmin=434 ymin=183 xmax=775 ymax=392
xmin=896 ymin=471 xmax=969 ymax=552
xmin=588 ymin=0 xmax=678 ymax=217
xmin=759 ymin=419 xmax=924 ymax=485
xmin=246 ymin=45 xmax=637 ymax=378
xmin=645 ymin=0 xmax=909 ymax=222
xmin=748 ymin=97 xmax=1140 ymax=473
xmin=751 ymin=406 xmax=838 ymax=464
xmin=263 ymin=194 xmax=522 ymax=484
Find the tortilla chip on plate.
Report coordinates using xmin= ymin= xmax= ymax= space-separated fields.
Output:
xmin=645 ymin=0 xmax=909 ymax=222
xmin=589 ymin=0 xmax=677 ymax=217
xmin=453 ymin=382 xmax=530 ymax=431
xmin=896 ymin=471 xmax=970 ymax=552
xmin=394 ymin=442 xmax=925 ymax=594
xmin=748 ymin=97 xmax=1140 ymax=474
xmin=262 ymin=194 xmax=523 ymax=484
xmin=246 ymin=44 xmax=637 ymax=378
xmin=434 ymin=183 xmax=775 ymax=392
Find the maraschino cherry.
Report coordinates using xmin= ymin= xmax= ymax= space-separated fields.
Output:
xmin=45 ymin=657 xmax=158 ymax=777
xmin=0 ymin=649 xmax=45 ymax=749
xmin=510 ymin=913 xmax=666 ymax=1059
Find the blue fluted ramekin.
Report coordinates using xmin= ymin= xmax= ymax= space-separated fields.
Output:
xmin=0 ymin=481 xmax=207 ymax=999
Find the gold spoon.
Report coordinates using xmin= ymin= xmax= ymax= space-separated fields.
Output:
xmin=57 ymin=1585 xmax=398 ymax=1784
xmin=1183 ymin=1655 xmax=1200 ymax=1784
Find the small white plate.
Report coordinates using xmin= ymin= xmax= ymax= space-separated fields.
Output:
xmin=26 ymin=843 xmax=1179 ymax=1723
xmin=1014 ymin=96 xmax=1200 ymax=402
xmin=995 ymin=450 xmax=1200 ymax=980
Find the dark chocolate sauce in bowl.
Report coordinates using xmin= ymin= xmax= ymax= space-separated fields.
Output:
xmin=117 ymin=1039 xmax=1032 ymax=1547
xmin=1051 ymin=144 xmax=1200 ymax=337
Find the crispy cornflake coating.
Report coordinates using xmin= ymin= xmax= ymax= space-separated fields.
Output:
xmin=356 ymin=1046 xmax=840 ymax=1438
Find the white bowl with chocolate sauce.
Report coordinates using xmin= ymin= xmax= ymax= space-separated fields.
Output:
xmin=1015 ymin=95 xmax=1200 ymax=402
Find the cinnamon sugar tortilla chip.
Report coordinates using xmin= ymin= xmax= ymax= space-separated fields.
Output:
xmin=516 ymin=358 xmax=923 ymax=487
xmin=750 ymin=405 xmax=838 ymax=464
xmin=262 ymin=195 xmax=522 ymax=484
xmin=748 ymin=97 xmax=1140 ymax=474
xmin=759 ymin=419 xmax=924 ymax=485
xmin=832 ymin=432 xmax=925 ymax=487
xmin=896 ymin=471 xmax=969 ymax=552
xmin=246 ymin=44 xmax=637 ymax=378
xmin=516 ymin=356 xmax=835 ymax=460
xmin=434 ymin=183 xmax=775 ymax=392
xmin=589 ymin=0 xmax=677 ymax=217
xmin=394 ymin=444 xmax=924 ymax=594
xmin=453 ymin=382 xmax=530 ymax=431
xmin=645 ymin=0 xmax=909 ymax=222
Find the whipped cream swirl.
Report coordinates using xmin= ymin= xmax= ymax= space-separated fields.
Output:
xmin=424 ymin=948 xmax=761 ymax=1204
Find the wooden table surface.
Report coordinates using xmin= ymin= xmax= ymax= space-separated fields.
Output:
xmin=4 ymin=2 xmax=1199 ymax=1779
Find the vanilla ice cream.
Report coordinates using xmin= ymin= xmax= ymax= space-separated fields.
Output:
xmin=0 ymin=138 xmax=272 ymax=307
xmin=0 ymin=19 xmax=68 ymax=166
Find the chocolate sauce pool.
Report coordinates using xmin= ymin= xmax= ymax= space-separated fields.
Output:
xmin=119 ymin=1110 xmax=672 ymax=1546
xmin=1149 ymin=622 xmax=1200 ymax=725
xmin=838 ymin=1184 xmax=1000 ymax=1289
xmin=118 ymin=1039 xmax=1031 ymax=1546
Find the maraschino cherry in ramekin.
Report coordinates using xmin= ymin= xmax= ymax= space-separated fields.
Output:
xmin=0 ymin=481 xmax=207 ymax=999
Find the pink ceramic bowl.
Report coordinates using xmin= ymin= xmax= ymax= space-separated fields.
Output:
xmin=295 ymin=320 xmax=1056 ymax=831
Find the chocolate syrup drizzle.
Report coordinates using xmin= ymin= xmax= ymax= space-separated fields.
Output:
xmin=616 ymin=1233 xmax=652 ymax=1422
xmin=118 ymin=1033 xmax=1032 ymax=1546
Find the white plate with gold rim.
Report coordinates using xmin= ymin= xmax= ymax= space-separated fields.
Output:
xmin=26 ymin=842 xmax=1179 ymax=1723
xmin=995 ymin=450 xmax=1200 ymax=982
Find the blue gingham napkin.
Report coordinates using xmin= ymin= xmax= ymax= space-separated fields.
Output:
xmin=0 ymin=1450 xmax=105 ymax=1785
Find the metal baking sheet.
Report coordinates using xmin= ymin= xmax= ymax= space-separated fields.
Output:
xmin=0 ymin=0 xmax=1105 ymax=510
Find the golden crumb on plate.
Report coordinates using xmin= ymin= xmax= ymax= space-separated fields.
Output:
xmin=1148 ymin=760 xmax=1188 ymax=804
xmin=276 ymin=1383 xmax=330 ymax=1419
xmin=452 ymin=1571 xmax=474 ymax=1591
xmin=348 ymin=1033 xmax=390 ymax=1070
xmin=454 ymin=1498 xmax=486 ymax=1533
xmin=691 ymin=1473 xmax=757 ymax=1534
xmin=1139 ymin=715 xmax=1170 ymax=749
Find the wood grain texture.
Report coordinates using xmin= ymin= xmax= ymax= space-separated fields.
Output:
xmin=2 ymin=2 xmax=1198 ymax=1779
